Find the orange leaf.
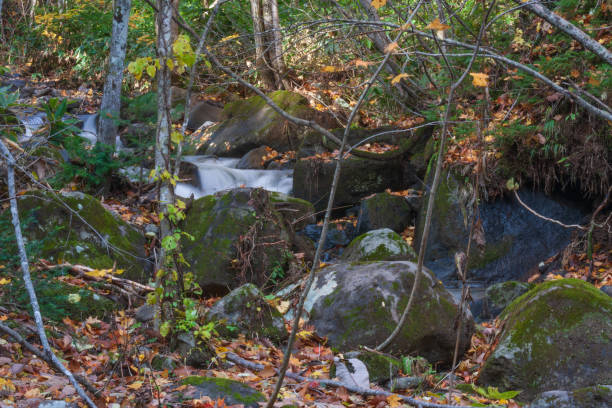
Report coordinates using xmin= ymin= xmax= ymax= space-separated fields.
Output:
xmin=384 ymin=42 xmax=399 ymax=53
xmin=470 ymin=72 xmax=489 ymax=87
xmin=371 ymin=0 xmax=386 ymax=9
xmin=425 ymin=18 xmax=450 ymax=31
xmin=391 ymin=73 xmax=410 ymax=85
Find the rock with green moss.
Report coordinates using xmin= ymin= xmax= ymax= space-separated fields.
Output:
xmin=356 ymin=192 xmax=416 ymax=234
xmin=331 ymin=350 xmax=401 ymax=384
xmin=304 ymin=261 xmax=474 ymax=364
xmin=478 ymin=279 xmax=612 ymax=401
xmin=293 ymin=156 xmax=404 ymax=212
xmin=414 ymin=166 xmax=583 ymax=283
xmin=1 ymin=270 xmax=118 ymax=323
xmin=199 ymin=91 xmax=334 ymax=157
xmin=341 ymin=228 xmax=416 ymax=262
xmin=268 ymin=191 xmax=315 ymax=230
xmin=483 ymin=281 xmax=534 ymax=318
xmin=181 ymin=188 xmax=295 ymax=294
xmin=6 ymin=190 xmax=150 ymax=282
xmin=173 ymin=332 xmax=214 ymax=367
xmin=528 ymin=385 xmax=612 ymax=408
xmin=206 ymin=283 xmax=287 ymax=343
xmin=180 ymin=376 xmax=264 ymax=407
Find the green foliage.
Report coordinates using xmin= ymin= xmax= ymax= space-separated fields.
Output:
xmin=455 ymin=383 xmax=521 ymax=401
xmin=0 ymin=86 xmax=22 ymax=141
xmin=0 ymin=209 xmax=53 ymax=272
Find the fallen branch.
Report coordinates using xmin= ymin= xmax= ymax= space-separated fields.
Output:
xmin=513 ymin=190 xmax=586 ymax=230
xmin=0 ymin=321 xmax=99 ymax=396
xmin=224 ymin=352 xmax=489 ymax=408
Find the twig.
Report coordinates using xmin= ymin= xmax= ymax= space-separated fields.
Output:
xmin=513 ymin=190 xmax=586 ymax=230
xmin=0 ymin=140 xmax=97 ymax=407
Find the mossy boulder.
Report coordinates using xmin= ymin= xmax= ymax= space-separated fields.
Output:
xmin=206 ymin=283 xmax=287 ymax=343
xmin=199 ymin=91 xmax=334 ymax=157
xmin=181 ymin=188 xmax=296 ymax=294
xmin=293 ymin=156 xmax=404 ymax=212
xmin=0 ymin=270 xmax=118 ymax=323
xmin=414 ymin=167 xmax=583 ymax=283
xmin=528 ymin=385 xmax=612 ymax=408
xmin=341 ymin=228 xmax=416 ymax=262
xmin=5 ymin=190 xmax=149 ymax=282
xmin=331 ymin=350 xmax=401 ymax=384
xmin=356 ymin=192 xmax=416 ymax=234
xmin=478 ymin=279 xmax=612 ymax=401
xmin=484 ymin=281 xmax=534 ymax=318
xmin=180 ymin=376 xmax=264 ymax=408
xmin=268 ymin=191 xmax=316 ymax=230
xmin=304 ymin=261 xmax=474 ymax=364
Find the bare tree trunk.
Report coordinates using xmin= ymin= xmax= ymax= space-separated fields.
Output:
xmin=171 ymin=0 xmax=180 ymax=42
xmin=29 ymin=0 xmax=36 ymax=23
xmin=154 ymin=0 xmax=173 ymax=330
xmin=98 ymin=0 xmax=132 ymax=147
xmin=0 ymin=0 xmax=4 ymax=40
xmin=513 ymin=0 xmax=612 ymax=66
xmin=249 ymin=0 xmax=276 ymax=90
xmin=0 ymin=141 xmax=97 ymax=408
xmin=267 ymin=0 xmax=289 ymax=89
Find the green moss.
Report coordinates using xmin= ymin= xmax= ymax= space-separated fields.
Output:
xmin=181 ymin=376 xmax=265 ymax=406
xmin=468 ymin=236 xmax=513 ymax=270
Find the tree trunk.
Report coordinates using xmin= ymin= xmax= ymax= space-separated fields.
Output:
xmin=249 ymin=0 xmax=276 ymax=90
xmin=267 ymin=0 xmax=289 ymax=89
xmin=171 ymin=0 xmax=180 ymax=42
xmin=513 ymin=0 xmax=612 ymax=66
xmin=98 ymin=0 xmax=132 ymax=147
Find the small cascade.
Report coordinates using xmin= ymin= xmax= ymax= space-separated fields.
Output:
xmin=175 ymin=156 xmax=293 ymax=199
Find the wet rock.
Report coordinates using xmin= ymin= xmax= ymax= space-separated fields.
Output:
xmin=135 ymin=304 xmax=155 ymax=322
xmin=473 ymin=281 xmax=534 ymax=320
xmin=4 ymin=190 xmax=150 ymax=282
xmin=356 ymin=192 xmax=416 ymax=234
xmin=236 ymin=146 xmax=273 ymax=169
xmin=187 ymin=100 xmax=222 ymax=130
xmin=293 ymin=155 xmax=405 ymax=212
xmin=478 ymin=279 xmax=612 ymax=401
xmin=206 ymin=284 xmax=287 ymax=343
xmin=528 ymin=385 xmax=612 ymax=408
xmin=304 ymin=261 xmax=474 ymax=364
xmin=415 ymin=168 xmax=584 ymax=283
xmin=332 ymin=350 xmax=401 ymax=384
xmin=180 ymin=376 xmax=264 ymax=408
xmin=341 ymin=228 xmax=416 ymax=262
xmin=200 ymin=91 xmax=334 ymax=156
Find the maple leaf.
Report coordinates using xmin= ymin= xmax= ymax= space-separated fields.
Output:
xmin=470 ymin=72 xmax=489 ymax=87
xmin=425 ymin=18 xmax=450 ymax=31
xmin=386 ymin=393 xmax=403 ymax=407
xmin=371 ymin=0 xmax=386 ymax=9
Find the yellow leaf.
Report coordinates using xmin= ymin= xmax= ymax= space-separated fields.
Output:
xmin=221 ymin=33 xmax=240 ymax=42
xmin=0 ymin=278 xmax=11 ymax=285
xmin=386 ymin=394 xmax=403 ymax=407
xmin=297 ymin=330 xmax=313 ymax=339
xmin=127 ymin=381 xmax=143 ymax=390
xmin=384 ymin=41 xmax=399 ymax=53
xmin=391 ymin=73 xmax=409 ymax=85
xmin=146 ymin=64 xmax=156 ymax=78
xmin=167 ymin=59 xmax=174 ymax=70
xmin=85 ymin=269 xmax=109 ymax=278
xmin=470 ymin=72 xmax=489 ymax=87
xmin=322 ymin=65 xmax=337 ymax=73
xmin=425 ymin=18 xmax=450 ymax=31
xmin=371 ymin=0 xmax=386 ymax=9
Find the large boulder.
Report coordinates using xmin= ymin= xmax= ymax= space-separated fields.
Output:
xmin=415 ymin=168 xmax=584 ymax=283
xmin=181 ymin=188 xmax=301 ymax=294
xmin=473 ymin=281 xmax=534 ymax=320
xmin=528 ymin=386 xmax=612 ymax=408
xmin=186 ymin=100 xmax=222 ymax=130
xmin=341 ymin=228 xmax=416 ymax=262
xmin=478 ymin=279 xmax=612 ymax=400
xmin=293 ymin=156 xmax=404 ymax=212
xmin=6 ymin=191 xmax=149 ymax=282
xmin=356 ymin=192 xmax=417 ymax=234
xmin=180 ymin=376 xmax=264 ymax=408
xmin=206 ymin=283 xmax=287 ymax=343
xmin=304 ymin=261 xmax=474 ymax=364
xmin=198 ymin=91 xmax=334 ymax=156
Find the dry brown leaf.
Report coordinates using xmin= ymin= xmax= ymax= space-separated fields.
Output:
xmin=425 ymin=18 xmax=450 ymax=31
xmin=384 ymin=41 xmax=399 ymax=53
xmin=371 ymin=0 xmax=387 ymax=9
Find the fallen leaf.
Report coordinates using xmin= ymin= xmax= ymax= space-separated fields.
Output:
xmin=391 ymin=73 xmax=410 ymax=85
xmin=371 ymin=0 xmax=386 ymax=10
xmin=425 ymin=18 xmax=450 ymax=31
xmin=470 ymin=72 xmax=489 ymax=87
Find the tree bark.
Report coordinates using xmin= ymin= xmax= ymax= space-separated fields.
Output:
xmin=513 ymin=0 xmax=612 ymax=66
xmin=262 ymin=0 xmax=288 ymax=89
xmin=250 ymin=0 xmax=276 ymax=90
xmin=98 ymin=0 xmax=132 ymax=147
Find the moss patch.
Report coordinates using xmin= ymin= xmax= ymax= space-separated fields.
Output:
xmin=181 ymin=376 xmax=264 ymax=407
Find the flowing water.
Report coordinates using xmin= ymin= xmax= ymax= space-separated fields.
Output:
xmin=175 ymin=156 xmax=293 ymax=198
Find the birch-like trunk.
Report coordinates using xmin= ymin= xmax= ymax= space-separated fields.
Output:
xmin=267 ymin=0 xmax=289 ymax=89
xmin=98 ymin=0 xmax=132 ymax=146
xmin=249 ymin=0 xmax=276 ymax=90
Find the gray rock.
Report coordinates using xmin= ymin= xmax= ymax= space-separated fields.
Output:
xmin=387 ymin=376 xmax=425 ymax=390
xmin=304 ymin=261 xmax=474 ymax=364
xmin=206 ymin=284 xmax=287 ymax=343
xmin=135 ymin=304 xmax=155 ymax=322
xmin=333 ymin=357 xmax=370 ymax=388
xmin=341 ymin=228 xmax=416 ymax=262
xmin=236 ymin=146 xmax=273 ymax=169
xmin=38 ymin=402 xmax=76 ymax=408
xmin=478 ymin=279 xmax=612 ymax=401
xmin=480 ymin=281 xmax=533 ymax=319
xmin=528 ymin=385 xmax=612 ymax=408
xmin=357 ymin=192 xmax=415 ymax=234
xmin=337 ymin=350 xmax=401 ymax=384
xmin=187 ymin=101 xmax=222 ymax=130
xmin=174 ymin=332 xmax=213 ymax=367
xmin=601 ymin=285 xmax=612 ymax=297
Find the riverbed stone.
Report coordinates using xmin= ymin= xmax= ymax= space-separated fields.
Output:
xmin=206 ymin=283 xmax=287 ymax=342
xmin=341 ymin=228 xmax=416 ymax=262
xmin=528 ymin=385 xmax=612 ymax=408
xmin=199 ymin=91 xmax=333 ymax=156
xmin=5 ymin=190 xmax=150 ymax=282
xmin=181 ymin=188 xmax=297 ymax=294
xmin=332 ymin=350 xmax=402 ymax=384
xmin=474 ymin=281 xmax=534 ymax=320
xmin=478 ymin=279 xmax=612 ymax=401
xmin=414 ymin=167 xmax=584 ymax=283
xmin=181 ymin=376 xmax=265 ymax=408
xmin=356 ymin=192 xmax=415 ymax=234
xmin=304 ymin=261 xmax=474 ymax=364
xmin=236 ymin=146 xmax=273 ymax=169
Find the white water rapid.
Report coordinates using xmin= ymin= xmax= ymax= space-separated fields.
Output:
xmin=175 ymin=156 xmax=293 ymax=199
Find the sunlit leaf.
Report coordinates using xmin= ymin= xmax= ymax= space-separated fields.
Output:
xmin=391 ymin=73 xmax=410 ymax=85
xmin=470 ymin=72 xmax=489 ymax=87
xmin=371 ymin=0 xmax=386 ymax=9
xmin=425 ymin=18 xmax=450 ymax=31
